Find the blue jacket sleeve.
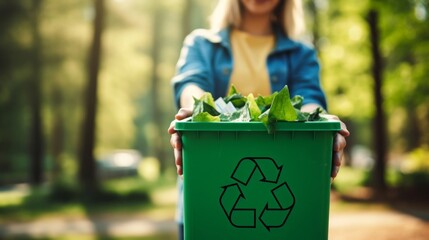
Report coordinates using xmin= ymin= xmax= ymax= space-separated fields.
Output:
xmin=171 ymin=30 xmax=215 ymax=108
xmin=289 ymin=45 xmax=327 ymax=110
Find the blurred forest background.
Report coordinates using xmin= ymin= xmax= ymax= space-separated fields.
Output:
xmin=1 ymin=0 xmax=429 ymax=203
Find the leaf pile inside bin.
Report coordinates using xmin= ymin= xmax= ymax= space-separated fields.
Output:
xmin=192 ymin=85 xmax=327 ymax=132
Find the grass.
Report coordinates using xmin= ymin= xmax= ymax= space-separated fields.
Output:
xmin=0 ymin=174 xmax=178 ymax=223
xmin=332 ymin=166 xmax=369 ymax=194
xmin=333 ymin=165 xmax=429 ymax=193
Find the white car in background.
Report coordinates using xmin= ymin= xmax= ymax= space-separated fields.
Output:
xmin=97 ymin=149 xmax=142 ymax=179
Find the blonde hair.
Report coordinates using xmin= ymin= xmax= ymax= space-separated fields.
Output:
xmin=209 ymin=0 xmax=305 ymax=39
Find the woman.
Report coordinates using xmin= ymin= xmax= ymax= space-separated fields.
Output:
xmin=168 ymin=0 xmax=349 ymax=239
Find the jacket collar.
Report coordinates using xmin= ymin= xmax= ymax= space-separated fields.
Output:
xmin=272 ymin=27 xmax=299 ymax=52
xmin=215 ymin=28 xmax=231 ymax=49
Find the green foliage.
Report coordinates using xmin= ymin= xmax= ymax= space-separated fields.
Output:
xmin=0 ymin=176 xmax=177 ymax=222
xmin=318 ymin=0 xmax=373 ymax=119
xmin=48 ymin=179 xmax=80 ymax=202
xmin=192 ymin=93 xmax=221 ymax=122
xmin=375 ymin=0 xmax=429 ymax=150
xmin=0 ymin=1 xmax=33 ymax=185
xmin=48 ymin=177 xmax=152 ymax=204
xmin=268 ymin=85 xmax=298 ymax=122
xmin=247 ymin=93 xmax=261 ymax=121
xmin=318 ymin=0 xmax=429 ymax=163
xmin=401 ymin=146 xmax=429 ymax=173
xmin=333 ymin=167 xmax=371 ymax=194
xmin=190 ymin=86 xmax=327 ymax=134
xmin=397 ymin=172 xmax=429 ymax=188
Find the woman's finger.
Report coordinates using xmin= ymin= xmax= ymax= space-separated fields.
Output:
xmin=339 ymin=121 xmax=350 ymax=137
xmin=170 ymin=132 xmax=182 ymax=149
xmin=176 ymin=108 xmax=193 ymax=120
xmin=334 ymin=133 xmax=347 ymax=152
xmin=174 ymin=147 xmax=183 ymax=175
xmin=321 ymin=114 xmax=350 ymax=138
xmin=330 ymin=118 xmax=349 ymax=180
xmin=333 ymin=151 xmax=342 ymax=167
xmin=331 ymin=165 xmax=340 ymax=179
xmin=168 ymin=120 xmax=177 ymax=135
xmin=167 ymin=108 xmax=192 ymax=177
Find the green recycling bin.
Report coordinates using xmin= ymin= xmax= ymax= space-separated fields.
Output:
xmin=175 ymin=120 xmax=341 ymax=240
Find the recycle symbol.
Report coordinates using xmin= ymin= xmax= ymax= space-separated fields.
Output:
xmin=219 ymin=157 xmax=295 ymax=231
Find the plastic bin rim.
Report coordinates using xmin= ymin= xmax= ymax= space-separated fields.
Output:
xmin=175 ymin=119 xmax=341 ymax=132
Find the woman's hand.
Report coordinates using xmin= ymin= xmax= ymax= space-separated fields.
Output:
xmin=324 ymin=115 xmax=350 ymax=182
xmin=302 ymin=105 xmax=350 ymax=181
xmin=168 ymin=108 xmax=193 ymax=176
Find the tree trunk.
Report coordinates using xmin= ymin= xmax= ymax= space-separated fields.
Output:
xmin=29 ymin=0 xmax=44 ymax=186
xmin=79 ymin=0 xmax=104 ymax=192
xmin=404 ymin=107 xmax=420 ymax=151
xmin=368 ymin=9 xmax=387 ymax=194
xmin=51 ymin=87 xmax=64 ymax=181
xmin=150 ymin=2 xmax=167 ymax=172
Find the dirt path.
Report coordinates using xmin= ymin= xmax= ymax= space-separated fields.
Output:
xmin=329 ymin=211 xmax=429 ymax=240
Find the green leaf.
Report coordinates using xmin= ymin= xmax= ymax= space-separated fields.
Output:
xmin=192 ymin=97 xmax=204 ymax=115
xmin=268 ymin=85 xmax=297 ymax=122
xmin=193 ymin=112 xmax=220 ymax=122
xmin=256 ymin=92 xmax=278 ymax=112
xmin=192 ymin=93 xmax=220 ymax=122
xmin=224 ymin=85 xmax=246 ymax=108
xmin=291 ymin=95 xmax=304 ymax=110
xmin=296 ymin=109 xmax=309 ymax=121
xmin=224 ymin=94 xmax=246 ymax=108
xmin=227 ymin=85 xmax=238 ymax=96
xmin=308 ymin=107 xmax=327 ymax=121
xmin=191 ymin=85 xmax=326 ymax=132
xmin=200 ymin=92 xmax=216 ymax=109
xmin=192 ymin=97 xmax=220 ymax=117
xmin=247 ymin=93 xmax=261 ymax=121
xmin=258 ymin=109 xmax=275 ymax=133
xmin=258 ymin=109 xmax=269 ymax=125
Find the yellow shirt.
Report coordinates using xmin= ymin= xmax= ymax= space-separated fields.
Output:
xmin=229 ymin=29 xmax=275 ymax=96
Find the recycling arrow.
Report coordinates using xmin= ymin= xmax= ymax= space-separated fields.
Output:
xmin=219 ymin=183 xmax=256 ymax=227
xmin=219 ymin=183 xmax=244 ymax=218
xmin=231 ymin=157 xmax=282 ymax=185
xmin=259 ymin=183 xmax=295 ymax=231
xmin=220 ymin=157 xmax=295 ymax=231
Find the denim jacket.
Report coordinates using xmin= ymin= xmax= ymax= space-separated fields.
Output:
xmin=172 ymin=27 xmax=327 ymax=110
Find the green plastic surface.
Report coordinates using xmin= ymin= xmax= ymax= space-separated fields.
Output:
xmin=176 ymin=120 xmax=341 ymax=240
